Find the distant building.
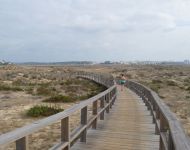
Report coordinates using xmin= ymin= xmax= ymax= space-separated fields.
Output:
xmin=184 ymin=60 xmax=190 ymax=65
xmin=0 ymin=60 xmax=10 ymax=65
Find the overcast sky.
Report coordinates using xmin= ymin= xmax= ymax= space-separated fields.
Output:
xmin=0 ymin=0 xmax=190 ymax=62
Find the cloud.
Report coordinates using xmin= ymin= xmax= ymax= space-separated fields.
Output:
xmin=125 ymin=12 xmax=176 ymax=32
xmin=0 ymin=0 xmax=190 ymax=62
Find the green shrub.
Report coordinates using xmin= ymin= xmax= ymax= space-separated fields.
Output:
xmin=166 ymin=80 xmax=177 ymax=86
xmin=0 ymin=84 xmax=23 ymax=91
xmin=186 ymin=86 xmax=190 ymax=91
xmin=64 ymin=79 xmax=74 ymax=86
xmin=31 ymin=75 xmax=37 ymax=79
xmin=77 ymin=90 xmax=104 ymax=101
xmin=27 ymin=105 xmax=63 ymax=117
xmin=41 ymin=78 xmax=107 ymax=102
xmin=26 ymin=87 xmax=34 ymax=94
xmin=12 ymin=79 xmax=28 ymax=86
xmin=36 ymin=86 xmax=50 ymax=95
xmin=36 ymin=85 xmax=57 ymax=96
xmin=152 ymin=79 xmax=163 ymax=84
xmin=184 ymin=78 xmax=190 ymax=83
xmin=77 ymin=92 xmax=96 ymax=100
xmin=149 ymin=84 xmax=161 ymax=93
xmin=43 ymin=95 xmax=75 ymax=103
xmin=23 ymin=74 xmax=29 ymax=78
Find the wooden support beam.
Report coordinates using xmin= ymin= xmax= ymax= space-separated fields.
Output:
xmin=80 ymin=106 xmax=87 ymax=142
xmin=106 ymin=94 xmax=110 ymax=113
xmin=100 ymin=96 xmax=105 ymax=120
xmin=92 ymin=101 xmax=98 ymax=129
xmin=16 ymin=137 xmax=28 ymax=150
xmin=61 ymin=117 xmax=70 ymax=150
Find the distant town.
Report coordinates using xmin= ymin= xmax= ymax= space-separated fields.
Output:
xmin=0 ymin=60 xmax=190 ymax=66
xmin=0 ymin=60 xmax=11 ymax=65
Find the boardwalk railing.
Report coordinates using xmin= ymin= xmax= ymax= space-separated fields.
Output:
xmin=0 ymin=72 xmax=117 ymax=150
xmin=126 ymin=80 xmax=190 ymax=150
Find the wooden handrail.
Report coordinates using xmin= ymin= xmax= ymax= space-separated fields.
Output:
xmin=126 ymin=80 xmax=190 ymax=150
xmin=0 ymin=72 xmax=117 ymax=150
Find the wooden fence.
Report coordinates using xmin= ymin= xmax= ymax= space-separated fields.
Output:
xmin=126 ymin=80 xmax=190 ymax=150
xmin=0 ymin=72 xmax=117 ymax=150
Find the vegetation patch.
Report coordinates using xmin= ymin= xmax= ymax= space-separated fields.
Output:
xmin=0 ymin=84 xmax=23 ymax=91
xmin=43 ymin=95 xmax=75 ymax=103
xmin=77 ymin=91 xmax=99 ymax=100
xmin=43 ymin=89 xmax=104 ymax=103
xmin=12 ymin=79 xmax=28 ymax=86
xmin=184 ymin=78 xmax=190 ymax=83
xmin=185 ymin=95 xmax=190 ymax=99
xmin=149 ymin=84 xmax=161 ymax=93
xmin=152 ymin=79 xmax=163 ymax=84
xmin=186 ymin=86 xmax=190 ymax=91
xmin=166 ymin=80 xmax=177 ymax=86
xmin=27 ymin=105 xmax=63 ymax=117
xmin=36 ymin=85 xmax=57 ymax=96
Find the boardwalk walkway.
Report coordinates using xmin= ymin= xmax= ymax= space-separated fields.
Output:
xmin=72 ymin=86 xmax=159 ymax=150
xmin=0 ymin=72 xmax=189 ymax=150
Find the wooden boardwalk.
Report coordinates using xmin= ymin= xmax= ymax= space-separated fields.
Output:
xmin=72 ymin=86 xmax=160 ymax=150
xmin=0 ymin=72 xmax=189 ymax=150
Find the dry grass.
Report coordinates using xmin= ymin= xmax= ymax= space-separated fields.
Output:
xmin=0 ymin=65 xmax=107 ymax=149
xmin=1 ymin=64 xmax=190 ymax=149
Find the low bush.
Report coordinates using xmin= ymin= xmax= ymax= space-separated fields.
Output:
xmin=152 ymin=79 xmax=163 ymax=84
xmin=77 ymin=92 xmax=96 ymax=100
xmin=23 ymin=74 xmax=29 ymax=78
xmin=36 ymin=85 xmax=57 ymax=96
xmin=27 ymin=105 xmax=63 ymax=117
xmin=26 ymin=87 xmax=34 ymax=94
xmin=186 ymin=86 xmax=190 ymax=91
xmin=184 ymin=78 xmax=190 ymax=83
xmin=166 ymin=80 xmax=177 ymax=86
xmin=0 ymin=84 xmax=23 ymax=91
xmin=43 ymin=95 xmax=75 ymax=103
xmin=149 ymin=84 xmax=161 ymax=93
xmin=12 ymin=79 xmax=26 ymax=86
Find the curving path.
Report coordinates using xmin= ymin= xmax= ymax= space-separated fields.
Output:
xmin=71 ymin=86 xmax=159 ymax=150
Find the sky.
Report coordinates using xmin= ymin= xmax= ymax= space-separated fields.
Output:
xmin=0 ymin=0 xmax=190 ymax=62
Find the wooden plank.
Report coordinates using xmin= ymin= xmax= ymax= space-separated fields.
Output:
xmin=71 ymin=87 xmax=160 ymax=150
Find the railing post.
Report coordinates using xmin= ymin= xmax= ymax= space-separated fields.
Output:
xmin=80 ymin=106 xmax=87 ymax=142
xmin=92 ymin=100 xmax=98 ymax=129
xmin=61 ymin=117 xmax=70 ymax=150
xmin=152 ymin=100 xmax=156 ymax=124
xmin=106 ymin=94 xmax=110 ymax=113
xmin=100 ymin=96 xmax=105 ymax=120
xmin=159 ymin=114 xmax=168 ymax=150
xmin=147 ymin=91 xmax=151 ymax=111
xmin=109 ymin=91 xmax=112 ymax=109
xmin=155 ymin=106 xmax=160 ymax=135
xmin=168 ymin=130 xmax=174 ymax=150
xmin=114 ymin=88 xmax=117 ymax=105
xmin=111 ymin=91 xmax=114 ymax=106
xmin=16 ymin=137 xmax=28 ymax=150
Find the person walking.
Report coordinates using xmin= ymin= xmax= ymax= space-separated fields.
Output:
xmin=119 ymin=74 xmax=126 ymax=91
